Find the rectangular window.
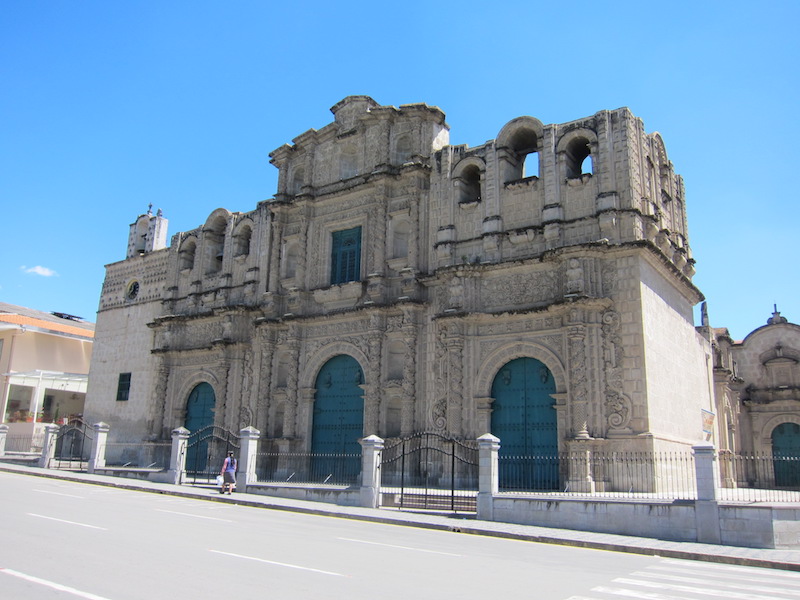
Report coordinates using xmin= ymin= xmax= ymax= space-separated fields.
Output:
xmin=330 ymin=226 xmax=362 ymax=285
xmin=116 ymin=373 xmax=131 ymax=402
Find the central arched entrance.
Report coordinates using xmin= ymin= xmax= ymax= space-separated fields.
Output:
xmin=491 ymin=357 xmax=558 ymax=490
xmin=773 ymin=422 xmax=800 ymax=487
xmin=184 ymin=382 xmax=215 ymax=432
xmin=311 ymin=355 xmax=364 ymax=481
xmin=184 ymin=382 xmax=216 ymax=473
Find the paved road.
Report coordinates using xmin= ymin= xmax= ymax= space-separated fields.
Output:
xmin=2 ymin=471 xmax=799 ymax=599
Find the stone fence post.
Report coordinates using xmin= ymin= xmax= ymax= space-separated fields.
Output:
xmin=0 ymin=424 xmax=8 ymax=457
xmin=477 ymin=433 xmax=500 ymax=521
xmin=39 ymin=423 xmax=60 ymax=468
xmin=693 ymin=442 xmax=721 ymax=544
xmin=167 ymin=427 xmax=190 ymax=485
xmin=359 ymin=435 xmax=384 ymax=509
xmin=87 ymin=422 xmax=110 ymax=474
xmin=238 ymin=426 xmax=261 ymax=489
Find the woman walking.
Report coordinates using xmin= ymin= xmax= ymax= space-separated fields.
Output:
xmin=220 ymin=451 xmax=237 ymax=494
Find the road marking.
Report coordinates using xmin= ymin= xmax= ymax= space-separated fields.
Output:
xmin=613 ymin=576 xmax=781 ymax=599
xmin=209 ymin=550 xmax=346 ymax=577
xmin=26 ymin=513 xmax=107 ymax=530
xmin=630 ymin=570 xmax=800 ymax=597
xmin=33 ymin=489 xmax=84 ymax=498
xmin=156 ymin=509 xmax=233 ymax=522
xmin=0 ymin=568 xmax=113 ymax=600
xmin=338 ymin=537 xmax=462 ymax=556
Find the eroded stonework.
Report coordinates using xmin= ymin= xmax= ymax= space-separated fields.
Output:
xmin=85 ymin=96 xmax=717 ymax=455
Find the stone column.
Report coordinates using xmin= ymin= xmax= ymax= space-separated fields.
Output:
xmin=568 ymin=325 xmax=590 ymax=439
xmin=477 ymin=433 xmax=500 ymax=521
xmin=167 ymin=427 xmax=190 ymax=485
xmin=238 ymin=426 xmax=261 ymax=488
xmin=0 ymin=424 xmax=7 ymax=457
xmin=359 ymin=434 xmax=384 ymax=509
xmin=39 ymin=423 xmax=60 ymax=468
xmin=364 ymin=334 xmax=382 ymax=435
xmin=566 ymin=442 xmax=595 ymax=493
xmin=87 ymin=422 xmax=110 ymax=474
xmin=693 ymin=442 xmax=721 ymax=544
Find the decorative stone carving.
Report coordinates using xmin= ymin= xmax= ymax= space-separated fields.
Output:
xmin=602 ymin=310 xmax=631 ymax=433
xmin=568 ymin=325 xmax=590 ymax=438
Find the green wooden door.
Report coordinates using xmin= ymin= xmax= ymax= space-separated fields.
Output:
xmin=311 ymin=355 xmax=364 ymax=480
xmin=184 ymin=382 xmax=215 ymax=472
xmin=491 ymin=357 xmax=558 ymax=490
xmin=773 ymin=422 xmax=800 ymax=487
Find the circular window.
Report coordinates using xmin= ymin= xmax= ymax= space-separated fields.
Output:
xmin=126 ymin=280 xmax=140 ymax=299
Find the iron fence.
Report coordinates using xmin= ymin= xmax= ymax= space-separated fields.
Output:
xmin=717 ymin=452 xmax=800 ymax=503
xmin=184 ymin=426 xmax=240 ymax=484
xmin=3 ymin=433 xmax=45 ymax=454
xmin=101 ymin=442 xmax=172 ymax=470
xmin=255 ymin=451 xmax=361 ymax=486
xmin=380 ymin=432 xmax=479 ymax=512
xmin=499 ymin=451 xmax=697 ymax=500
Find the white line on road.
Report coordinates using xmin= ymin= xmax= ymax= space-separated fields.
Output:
xmin=0 ymin=568 xmax=113 ymax=600
xmin=209 ymin=550 xmax=347 ymax=577
xmin=26 ymin=513 xmax=107 ymax=530
xmin=156 ymin=509 xmax=233 ymax=522
xmin=33 ymin=489 xmax=84 ymax=498
xmin=338 ymin=537 xmax=463 ymax=556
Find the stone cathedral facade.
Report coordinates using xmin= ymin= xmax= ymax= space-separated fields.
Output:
xmin=85 ymin=96 xmax=719 ymax=458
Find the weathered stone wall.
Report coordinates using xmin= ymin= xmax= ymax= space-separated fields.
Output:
xmin=86 ymin=96 xmax=713 ymax=457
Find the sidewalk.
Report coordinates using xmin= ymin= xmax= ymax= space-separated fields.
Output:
xmin=3 ymin=462 xmax=800 ymax=571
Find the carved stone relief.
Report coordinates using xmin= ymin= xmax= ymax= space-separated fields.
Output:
xmin=601 ymin=309 xmax=632 ymax=433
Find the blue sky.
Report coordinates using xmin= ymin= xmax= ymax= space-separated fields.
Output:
xmin=2 ymin=1 xmax=797 ymax=340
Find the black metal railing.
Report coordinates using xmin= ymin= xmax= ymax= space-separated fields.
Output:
xmin=255 ymin=451 xmax=361 ymax=485
xmin=381 ymin=432 xmax=479 ymax=512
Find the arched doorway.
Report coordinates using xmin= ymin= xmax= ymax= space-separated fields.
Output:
xmin=311 ymin=355 xmax=364 ymax=481
xmin=184 ymin=382 xmax=216 ymax=474
xmin=772 ymin=422 xmax=800 ymax=487
xmin=184 ymin=382 xmax=215 ymax=432
xmin=491 ymin=357 xmax=558 ymax=490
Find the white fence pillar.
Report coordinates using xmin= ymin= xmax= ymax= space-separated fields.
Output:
xmin=693 ymin=442 xmax=721 ymax=544
xmin=238 ymin=426 xmax=260 ymax=489
xmin=167 ymin=427 xmax=190 ymax=485
xmin=87 ymin=422 xmax=109 ymax=474
xmin=359 ymin=434 xmax=384 ymax=509
xmin=477 ymin=433 xmax=499 ymax=521
xmin=0 ymin=424 xmax=8 ymax=457
xmin=39 ymin=423 xmax=60 ymax=468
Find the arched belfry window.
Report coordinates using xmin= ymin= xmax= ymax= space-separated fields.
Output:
xmin=565 ymin=137 xmax=593 ymax=179
xmin=508 ymin=128 xmax=539 ymax=181
xmin=235 ymin=225 xmax=252 ymax=257
xmin=206 ymin=216 xmax=227 ymax=273
xmin=180 ymin=239 xmax=197 ymax=271
xmin=458 ymin=164 xmax=482 ymax=204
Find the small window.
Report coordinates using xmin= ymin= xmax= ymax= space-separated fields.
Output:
xmin=116 ymin=373 xmax=131 ymax=402
xmin=565 ymin=138 xmax=592 ymax=179
xmin=459 ymin=165 xmax=481 ymax=204
xmin=331 ymin=226 xmax=362 ymax=285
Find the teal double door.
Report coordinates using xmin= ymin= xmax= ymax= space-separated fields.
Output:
xmin=773 ymin=422 xmax=800 ymax=487
xmin=184 ymin=382 xmax=216 ymax=473
xmin=491 ymin=357 xmax=558 ymax=490
xmin=311 ymin=355 xmax=364 ymax=481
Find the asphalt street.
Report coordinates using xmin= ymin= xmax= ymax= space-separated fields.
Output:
xmin=2 ymin=471 xmax=800 ymax=599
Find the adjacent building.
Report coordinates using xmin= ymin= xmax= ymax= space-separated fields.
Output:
xmin=1 ymin=303 xmax=94 ymax=448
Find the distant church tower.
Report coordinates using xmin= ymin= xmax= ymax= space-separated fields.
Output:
xmin=126 ymin=204 xmax=168 ymax=258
